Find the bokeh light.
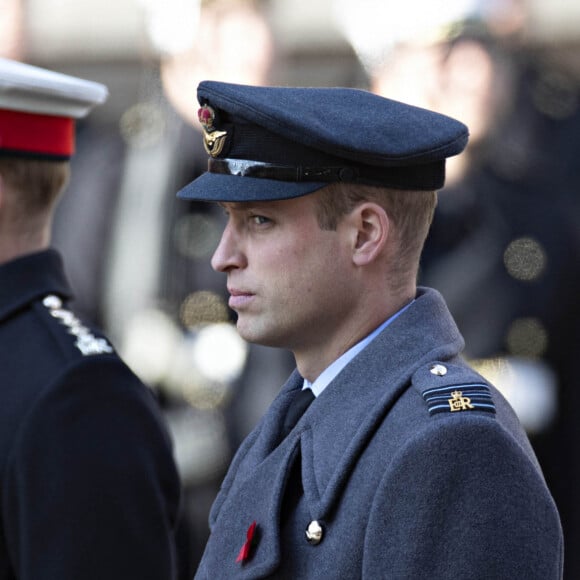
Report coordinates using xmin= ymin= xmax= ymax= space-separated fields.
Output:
xmin=532 ymin=67 xmax=579 ymax=120
xmin=503 ymin=236 xmax=547 ymax=281
xmin=506 ymin=317 xmax=549 ymax=358
xmin=121 ymin=307 xmax=182 ymax=388
xmin=191 ymin=323 xmax=248 ymax=383
xmin=473 ymin=356 xmax=558 ymax=434
xmin=173 ymin=212 xmax=223 ymax=260
xmin=119 ymin=102 xmax=166 ymax=147
xmin=180 ymin=290 xmax=229 ymax=327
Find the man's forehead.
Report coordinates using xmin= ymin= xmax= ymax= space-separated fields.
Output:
xmin=219 ymin=201 xmax=258 ymax=211
xmin=218 ymin=199 xmax=289 ymax=211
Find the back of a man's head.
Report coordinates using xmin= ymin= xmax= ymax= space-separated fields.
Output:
xmin=0 ymin=58 xmax=107 ymax=259
xmin=0 ymin=157 xmax=70 ymax=218
xmin=0 ymin=158 xmax=70 ymax=259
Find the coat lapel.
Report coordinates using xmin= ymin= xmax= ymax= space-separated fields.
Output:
xmin=208 ymin=371 xmax=303 ymax=528
xmin=203 ymin=437 xmax=303 ymax=578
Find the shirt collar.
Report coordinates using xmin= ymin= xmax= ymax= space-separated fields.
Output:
xmin=303 ymin=300 xmax=415 ymax=398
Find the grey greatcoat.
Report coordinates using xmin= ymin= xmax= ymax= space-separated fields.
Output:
xmin=195 ymin=287 xmax=563 ymax=579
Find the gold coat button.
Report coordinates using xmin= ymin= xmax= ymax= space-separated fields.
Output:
xmin=305 ymin=520 xmax=323 ymax=545
xmin=430 ymin=363 xmax=448 ymax=376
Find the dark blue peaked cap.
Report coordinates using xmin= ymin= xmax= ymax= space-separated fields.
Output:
xmin=177 ymin=81 xmax=469 ymax=202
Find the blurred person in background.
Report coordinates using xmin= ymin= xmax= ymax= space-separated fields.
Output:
xmin=336 ymin=0 xmax=580 ymax=576
xmin=0 ymin=58 xmax=181 ymax=580
xmin=176 ymin=79 xmax=563 ymax=578
xmin=0 ymin=0 xmax=24 ymax=61
xmin=99 ymin=0 xmax=293 ymax=572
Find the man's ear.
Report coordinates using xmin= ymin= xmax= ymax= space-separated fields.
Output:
xmin=349 ymin=202 xmax=390 ymax=266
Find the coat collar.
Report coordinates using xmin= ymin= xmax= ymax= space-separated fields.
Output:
xmin=0 ymin=249 xmax=73 ymax=322
xmin=300 ymin=286 xmax=464 ymax=518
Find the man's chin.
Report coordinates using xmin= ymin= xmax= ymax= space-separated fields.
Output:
xmin=235 ymin=319 xmax=261 ymax=344
xmin=236 ymin=320 xmax=285 ymax=349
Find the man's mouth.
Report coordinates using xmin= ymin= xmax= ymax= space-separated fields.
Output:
xmin=228 ymin=288 xmax=255 ymax=310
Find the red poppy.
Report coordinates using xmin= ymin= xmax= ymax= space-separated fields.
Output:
xmin=236 ymin=521 xmax=258 ymax=564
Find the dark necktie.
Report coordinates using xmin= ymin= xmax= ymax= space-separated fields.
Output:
xmin=281 ymin=388 xmax=315 ymax=440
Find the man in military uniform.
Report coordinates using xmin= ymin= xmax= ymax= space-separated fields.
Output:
xmin=177 ymin=81 xmax=563 ymax=578
xmin=0 ymin=58 xmax=181 ymax=579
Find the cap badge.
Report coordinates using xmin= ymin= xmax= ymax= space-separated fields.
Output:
xmin=198 ymin=105 xmax=227 ymax=157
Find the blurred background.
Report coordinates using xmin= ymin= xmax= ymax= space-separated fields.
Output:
xmin=3 ymin=0 xmax=580 ymax=576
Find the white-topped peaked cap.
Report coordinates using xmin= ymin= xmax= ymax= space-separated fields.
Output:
xmin=0 ymin=58 xmax=108 ymax=159
xmin=0 ymin=58 xmax=108 ymax=118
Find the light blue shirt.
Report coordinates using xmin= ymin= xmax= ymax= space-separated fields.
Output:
xmin=303 ymin=300 xmax=414 ymax=398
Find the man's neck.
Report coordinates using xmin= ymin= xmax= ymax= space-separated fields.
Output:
xmin=0 ymin=233 xmax=50 ymax=266
xmin=295 ymin=291 xmax=415 ymax=382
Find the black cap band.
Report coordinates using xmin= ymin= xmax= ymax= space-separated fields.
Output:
xmin=208 ymin=157 xmax=445 ymax=190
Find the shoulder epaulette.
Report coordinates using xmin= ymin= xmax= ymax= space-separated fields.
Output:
xmin=42 ymin=294 xmax=114 ymax=356
xmin=412 ymin=361 xmax=496 ymax=417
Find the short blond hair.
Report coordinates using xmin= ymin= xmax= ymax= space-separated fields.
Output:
xmin=315 ymin=182 xmax=437 ymax=291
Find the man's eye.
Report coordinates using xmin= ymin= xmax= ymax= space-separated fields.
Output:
xmin=251 ymin=215 xmax=270 ymax=225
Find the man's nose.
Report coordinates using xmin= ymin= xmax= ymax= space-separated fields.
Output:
xmin=211 ymin=224 xmax=246 ymax=272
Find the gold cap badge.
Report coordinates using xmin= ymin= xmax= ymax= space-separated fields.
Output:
xmin=198 ymin=104 xmax=227 ymax=157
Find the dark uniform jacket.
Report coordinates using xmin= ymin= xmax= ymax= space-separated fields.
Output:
xmin=0 ymin=250 xmax=181 ymax=580
xmin=195 ymin=287 xmax=563 ymax=579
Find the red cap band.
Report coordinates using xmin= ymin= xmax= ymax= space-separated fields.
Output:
xmin=0 ymin=108 xmax=75 ymax=158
